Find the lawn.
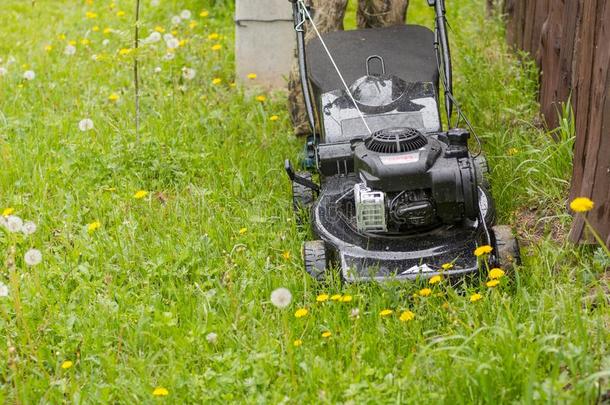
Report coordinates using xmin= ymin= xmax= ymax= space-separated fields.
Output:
xmin=0 ymin=0 xmax=608 ymax=403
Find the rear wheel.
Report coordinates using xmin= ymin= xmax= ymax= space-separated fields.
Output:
xmin=492 ymin=225 xmax=521 ymax=270
xmin=303 ymin=240 xmax=328 ymax=281
xmin=292 ymin=171 xmax=314 ymax=224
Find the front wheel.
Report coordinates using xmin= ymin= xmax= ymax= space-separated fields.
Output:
xmin=302 ymin=240 xmax=328 ymax=281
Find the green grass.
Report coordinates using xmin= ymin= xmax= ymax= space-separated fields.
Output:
xmin=0 ymin=0 xmax=608 ymax=403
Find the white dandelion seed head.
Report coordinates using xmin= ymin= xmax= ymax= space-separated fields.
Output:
xmin=206 ymin=332 xmax=218 ymax=344
xmin=0 ymin=67 xmax=7 ymax=76
xmin=350 ymin=308 xmax=360 ymax=319
xmin=162 ymin=52 xmax=175 ymax=61
xmin=8 ymin=56 xmax=16 ymax=65
xmin=23 ymin=70 xmax=35 ymax=80
xmin=150 ymin=0 xmax=160 ymax=6
xmin=78 ymin=118 xmax=94 ymax=132
xmin=166 ymin=37 xmax=179 ymax=49
xmin=148 ymin=31 xmax=162 ymax=43
xmin=6 ymin=215 xmax=23 ymax=233
xmin=22 ymin=221 xmax=37 ymax=235
xmin=270 ymin=287 xmax=292 ymax=309
xmin=102 ymin=39 xmax=110 ymax=46
xmin=182 ymin=67 xmax=196 ymax=80
xmin=91 ymin=54 xmax=98 ymax=61
xmin=24 ymin=248 xmax=42 ymax=266
xmin=154 ymin=66 xmax=162 ymax=73
xmin=180 ymin=9 xmax=192 ymax=20
xmin=162 ymin=33 xmax=174 ymax=42
xmin=0 ymin=282 xmax=8 ymax=298
xmin=171 ymin=15 xmax=181 ymax=25
xmin=64 ymin=44 xmax=76 ymax=56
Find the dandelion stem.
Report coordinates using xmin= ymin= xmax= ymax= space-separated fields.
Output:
xmin=582 ymin=216 xmax=610 ymax=257
xmin=134 ymin=0 xmax=141 ymax=142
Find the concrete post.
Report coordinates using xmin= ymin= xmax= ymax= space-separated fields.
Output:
xmin=235 ymin=0 xmax=294 ymax=89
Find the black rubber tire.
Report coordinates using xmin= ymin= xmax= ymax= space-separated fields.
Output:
xmin=492 ymin=225 xmax=521 ymax=270
xmin=302 ymin=240 xmax=328 ymax=281
xmin=292 ymin=172 xmax=314 ymax=224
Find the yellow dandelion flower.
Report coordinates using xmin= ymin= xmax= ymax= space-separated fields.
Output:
xmin=441 ymin=302 xmax=450 ymax=309
xmin=58 ymin=33 xmax=66 ymax=40
xmin=247 ymin=73 xmax=257 ymax=80
xmin=116 ymin=10 xmax=126 ymax=17
xmin=293 ymin=339 xmax=303 ymax=347
xmin=103 ymin=27 xmax=112 ymax=34
xmin=119 ymin=48 xmax=132 ymax=56
xmin=44 ymin=45 xmax=53 ymax=52
xmin=488 ymin=268 xmax=505 ymax=280
xmin=178 ymin=39 xmax=187 ymax=47
xmin=570 ymin=197 xmax=594 ymax=213
xmin=200 ymin=10 xmax=209 ymax=17
xmin=474 ymin=245 xmax=493 ymax=257
xmin=270 ymin=115 xmax=279 ymax=121
xmin=92 ymin=26 xmax=100 ymax=32
xmin=379 ymin=309 xmax=393 ymax=317
xmin=470 ymin=293 xmax=483 ymax=302
xmin=152 ymin=387 xmax=169 ymax=397
xmin=399 ymin=310 xmax=415 ymax=322
xmin=339 ymin=295 xmax=352 ymax=303
xmin=87 ymin=221 xmax=101 ymax=234
xmin=85 ymin=11 xmax=98 ymax=19
xmin=441 ymin=263 xmax=454 ymax=270
xmin=2 ymin=207 xmax=15 ymax=217
xmin=239 ymin=227 xmax=247 ymax=235
xmin=294 ymin=308 xmax=308 ymax=318
xmin=330 ymin=294 xmax=342 ymax=301
xmin=256 ymin=95 xmax=267 ymax=102
xmin=68 ymin=40 xmax=77 ymax=46
xmin=418 ymin=288 xmax=432 ymax=297
xmin=61 ymin=360 xmax=73 ymax=369
xmin=155 ymin=26 xmax=166 ymax=33
xmin=134 ymin=190 xmax=148 ymax=199
xmin=281 ymin=251 xmax=290 ymax=260
xmin=429 ymin=275 xmax=442 ymax=284
xmin=212 ymin=78 xmax=222 ymax=85
xmin=208 ymin=33 xmax=219 ymax=40
xmin=486 ymin=279 xmax=500 ymax=288
xmin=108 ymin=93 xmax=120 ymax=102
xmin=321 ymin=331 xmax=332 ymax=338
xmin=316 ymin=294 xmax=329 ymax=302
xmin=507 ymin=147 xmax=519 ymax=156
xmin=80 ymin=38 xmax=91 ymax=46
xmin=211 ymin=44 xmax=222 ymax=51
xmin=189 ymin=21 xmax=198 ymax=29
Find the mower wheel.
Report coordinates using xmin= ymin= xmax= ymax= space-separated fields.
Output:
xmin=302 ymin=240 xmax=328 ymax=281
xmin=492 ymin=225 xmax=521 ymax=270
xmin=292 ymin=171 xmax=314 ymax=223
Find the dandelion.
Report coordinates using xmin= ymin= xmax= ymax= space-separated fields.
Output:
xmin=507 ymin=147 xmax=519 ymax=156
xmin=171 ymin=15 xmax=181 ymax=25
xmin=162 ymin=53 xmax=175 ymax=61
xmin=441 ymin=262 xmax=454 ymax=270
xmin=293 ymin=339 xmax=303 ymax=347
xmin=238 ymin=227 xmax=247 ymax=235
xmin=44 ymin=44 xmax=53 ymax=52
xmin=270 ymin=287 xmax=292 ymax=309
xmin=339 ymin=295 xmax=352 ymax=303
xmin=488 ymin=268 xmax=505 ymax=280
xmin=206 ymin=332 xmax=218 ymax=344
xmin=154 ymin=67 xmax=162 ymax=73
xmin=92 ymin=26 xmax=100 ymax=32
xmin=166 ymin=37 xmax=179 ymax=49
xmin=211 ymin=44 xmax=222 ymax=51
xmin=2 ymin=208 xmax=14 ymax=217
xmin=64 ymin=44 xmax=76 ymax=56
xmin=102 ymin=39 xmax=110 ymax=46
xmin=486 ymin=279 xmax=500 ymax=288
xmin=256 ymin=95 xmax=267 ymax=102
xmin=281 ymin=251 xmax=290 ymax=260
xmin=330 ymin=294 xmax=342 ymax=301
xmin=399 ymin=310 xmax=415 ymax=322
xmin=78 ymin=118 xmax=94 ymax=132
xmin=208 ymin=33 xmax=219 ymax=40
xmin=24 ymin=249 xmax=42 ymax=266
xmin=143 ymin=31 xmax=161 ymax=44
xmin=85 ymin=11 xmax=98 ymax=19
xmin=212 ymin=78 xmax=222 ymax=85
xmin=80 ymin=38 xmax=90 ymax=46
xmin=108 ymin=93 xmax=120 ymax=102
xmin=134 ymin=190 xmax=148 ymax=199
xmin=316 ymin=294 xmax=329 ymax=303
xmin=294 ymin=308 xmax=308 ymax=318
xmin=270 ymin=115 xmax=279 ymax=121
xmin=116 ymin=10 xmax=126 ymax=17
xmin=429 ymin=275 xmax=442 ymax=284
xmin=0 ymin=282 xmax=8 ymax=297
xmin=22 ymin=221 xmax=37 ymax=235
xmin=6 ymin=216 xmax=23 ymax=233
xmin=23 ymin=70 xmax=35 ymax=80
xmin=0 ymin=67 xmax=7 ymax=76
xmin=379 ymin=309 xmax=393 ymax=317
xmin=474 ymin=245 xmax=493 ymax=257
xmin=470 ymin=293 xmax=483 ymax=302
xmin=180 ymin=10 xmax=192 ymax=20
xmin=155 ymin=26 xmax=166 ymax=33
xmin=570 ymin=197 xmax=594 ymax=213
xmin=247 ymin=73 xmax=257 ymax=80
xmin=87 ymin=221 xmax=101 ymax=234
xmin=182 ymin=67 xmax=197 ymax=80
xmin=61 ymin=360 xmax=73 ymax=369
xmin=321 ymin=331 xmax=332 ymax=338
xmin=350 ymin=308 xmax=360 ymax=318
xmin=200 ymin=10 xmax=209 ymax=17
xmin=152 ymin=387 xmax=169 ymax=397
xmin=151 ymin=0 xmax=160 ymax=6
xmin=103 ymin=27 xmax=112 ymax=34
xmin=118 ymin=48 xmax=132 ymax=56
xmin=418 ymin=288 xmax=432 ymax=297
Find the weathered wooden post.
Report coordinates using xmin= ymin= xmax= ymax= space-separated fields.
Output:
xmin=235 ymin=0 xmax=295 ymax=89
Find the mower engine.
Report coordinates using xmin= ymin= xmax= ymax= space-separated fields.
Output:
xmin=352 ymin=127 xmax=484 ymax=234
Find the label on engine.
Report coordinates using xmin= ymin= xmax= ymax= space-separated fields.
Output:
xmin=379 ymin=152 xmax=420 ymax=165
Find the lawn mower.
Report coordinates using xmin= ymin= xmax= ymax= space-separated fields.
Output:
xmin=285 ymin=0 xmax=520 ymax=282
